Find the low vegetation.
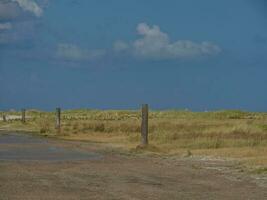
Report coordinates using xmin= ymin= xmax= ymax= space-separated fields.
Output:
xmin=1 ymin=109 xmax=267 ymax=170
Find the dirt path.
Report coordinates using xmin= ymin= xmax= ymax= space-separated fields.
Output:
xmin=0 ymin=132 xmax=266 ymax=200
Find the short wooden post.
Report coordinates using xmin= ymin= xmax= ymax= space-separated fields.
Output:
xmin=2 ymin=114 xmax=6 ymax=122
xmin=141 ymin=104 xmax=149 ymax=146
xmin=21 ymin=109 xmax=26 ymax=123
xmin=55 ymin=107 xmax=61 ymax=131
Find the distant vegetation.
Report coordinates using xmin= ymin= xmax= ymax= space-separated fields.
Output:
xmin=1 ymin=109 xmax=267 ymax=168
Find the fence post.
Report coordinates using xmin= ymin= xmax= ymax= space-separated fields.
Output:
xmin=21 ymin=109 xmax=26 ymax=123
xmin=141 ymin=104 xmax=149 ymax=146
xmin=55 ymin=107 xmax=61 ymax=131
xmin=2 ymin=114 xmax=6 ymax=122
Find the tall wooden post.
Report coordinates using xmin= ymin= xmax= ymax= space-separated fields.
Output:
xmin=55 ymin=107 xmax=61 ymax=131
xmin=2 ymin=114 xmax=6 ymax=122
xmin=21 ymin=109 xmax=26 ymax=123
xmin=141 ymin=104 xmax=149 ymax=146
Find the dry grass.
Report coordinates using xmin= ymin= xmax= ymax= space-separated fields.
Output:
xmin=1 ymin=109 xmax=267 ymax=169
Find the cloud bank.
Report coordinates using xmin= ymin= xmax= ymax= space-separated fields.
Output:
xmin=56 ymin=43 xmax=106 ymax=62
xmin=11 ymin=0 xmax=43 ymax=17
xmin=0 ymin=23 xmax=12 ymax=30
xmin=0 ymin=0 xmax=43 ymax=20
xmin=0 ymin=2 xmax=21 ymax=20
xmin=114 ymin=23 xmax=221 ymax=60
xmin=0 ymin=0 xmax=44 ymax=45
xmin=57 ymin=23 xmax=221 ymax=62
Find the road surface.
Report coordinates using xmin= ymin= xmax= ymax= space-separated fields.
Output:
xmin=0 ymin=132 xmax=266 ymax=200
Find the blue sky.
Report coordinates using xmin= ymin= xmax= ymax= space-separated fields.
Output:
xmin=0 ymin=0 xmax=267 ymax=111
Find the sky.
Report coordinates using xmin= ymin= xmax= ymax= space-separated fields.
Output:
xmin=0 ymin=0 xmax=267 ymax=111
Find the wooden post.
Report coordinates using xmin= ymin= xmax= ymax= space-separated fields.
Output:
xmin=55 ymin=107 xmax=61 ymax=131
xmin=2 ymin=114 xmax=6 ymax=122
xmin=21 ymin=109 xmax=26 ymax=123
xmin=141 ymin=104 xmax=149 ymax=146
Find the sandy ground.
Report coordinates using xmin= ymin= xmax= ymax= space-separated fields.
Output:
xmin=0 ymin=115 xmax=24 ymax=121
xmin=0 ymin=132 xmax=267 ymax=200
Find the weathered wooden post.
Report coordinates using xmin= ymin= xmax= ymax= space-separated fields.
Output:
xmin=55 ymin=107 xmax=61 ymax=131
xmin=141 ymin=104 xmax=149 ymax=146
xmin=2 ymin=114 xmax=6 ymax=122
xmin=21 ymin=109 xmax=26 ymax=123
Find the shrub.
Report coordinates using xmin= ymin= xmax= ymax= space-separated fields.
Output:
xmin=39 ymin=118 xmax=53 ymax=134
xmin=94 ymin=123 xmax=105 ymax=132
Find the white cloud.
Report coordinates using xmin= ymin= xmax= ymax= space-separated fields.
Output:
xmin=57 ymin=43 xmax=106 ymax=61
xmin=113 ymin=40 xmax=129 ymax=52
xmin=0 ymin=2 xmax=20 ymax=20
xmin=0 ymin=1 xmax=44 ymax=45
xmin=115 ymin=23 xmax=221 ymax=60
xmin=0 ymin=23 xmax=12 ymax=30
xmin=0 ymin=1 xmax=53 ymax=50
xmin=57 ymin=23 xmax=221 ymax=63
xmin=11 ymin=0 xmax=43 ymax=17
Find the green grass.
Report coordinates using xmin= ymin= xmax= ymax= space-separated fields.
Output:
xmin=252 ymin=167 xmax=267 ymax=175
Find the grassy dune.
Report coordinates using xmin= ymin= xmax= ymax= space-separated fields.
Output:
xmin=1 ymin=109 xmax=267 ymax=170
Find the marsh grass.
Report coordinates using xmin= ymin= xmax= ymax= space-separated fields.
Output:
xmin=1 ymin=109 xmax=267 ymax=166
